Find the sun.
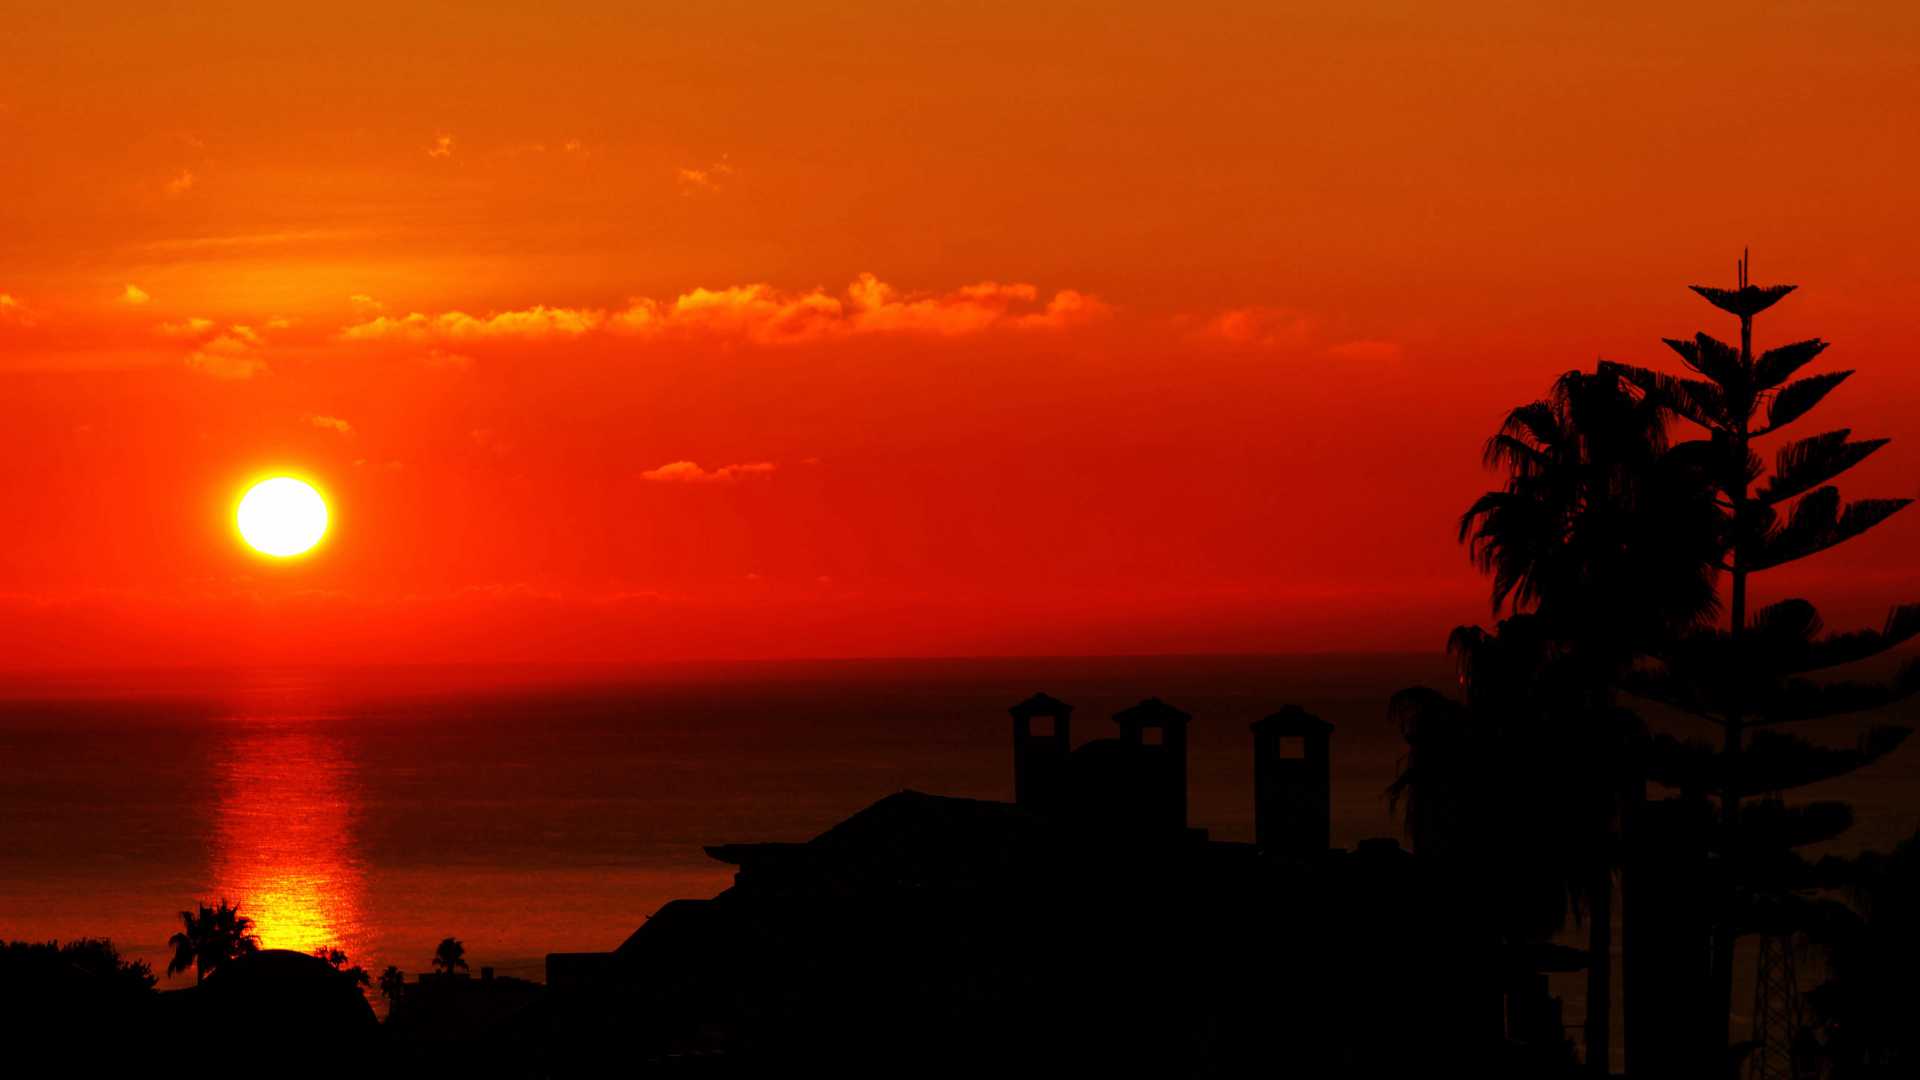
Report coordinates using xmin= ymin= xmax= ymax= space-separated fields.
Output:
xmin=236 ymin=477 xmax=329 ymax=557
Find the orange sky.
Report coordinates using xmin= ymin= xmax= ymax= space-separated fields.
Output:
xmin=3 ymin=2 xmax=1918 ymax=670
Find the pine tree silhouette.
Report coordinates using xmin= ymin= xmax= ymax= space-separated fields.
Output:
xmin=1607 ymin=255 xmax=1920 ymax=1074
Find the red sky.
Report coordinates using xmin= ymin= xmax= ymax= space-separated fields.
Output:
xmin=3 ymin=2 xmax=1919 ymax=670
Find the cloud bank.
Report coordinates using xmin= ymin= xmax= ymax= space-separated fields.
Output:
xmin=641 ymin=460 xmax=778 ymax=484
xmin=339 ymin=274 xmax=1111 ymax=348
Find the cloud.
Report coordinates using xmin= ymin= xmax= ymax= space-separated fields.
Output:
xmin=310 ymin=415 xmax=355 ymax=436
xmin=0 ymin=293 xmax=30 ymax=325
xmin=340 ymin=275 xmax=1109 ymax=348
xmin=641 ymin=460 xmax=777 ymax=484
xmin=164 ymin=170 xmax=195 ymax=196
xmin=630 ymin=274 xmax=1110 ymax=342
xmin=1326 ymin=339 xmax=1404 ymax=362
xmin=158 ymin=316 xmax=216 ymax=338
xmin=612 ymin=285 xmax=843 ymax=345
xmin=121 ymin=284 xmax=151 ymax=305
xmin=677 ymin=155 xmax=735 ymax=194
xmin=342 ymin=305 xmax=604 ymax=343
xmin=427 ymin=134 xmax=455 ymax=159
xmin=348 ymin=293 xmax=384 ymax=313
xmin=184 ymin=332 xmax=266 ymax=379
xmin=1202 ymin=306 xmax=1316 ymax=348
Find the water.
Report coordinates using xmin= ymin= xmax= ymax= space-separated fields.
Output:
xmin=2 ymin=651 xmax=1913 ymax=1013
xmin=0 ymin=655 xmax=1445 ymax=987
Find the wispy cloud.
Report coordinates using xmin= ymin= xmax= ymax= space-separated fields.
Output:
xmin=340 ymin=274 xmax=1111 ymax=348
xmin=1201 ymin=306 xmax=1315 ymax=348
xmin=641 ymin=460 xmax=777 ymax=484
xmin=185 ymin=333 xmax=267 ymax=379
xmin=136 ymin=229 xmax=362 ymax=256
xmin=157 ymin=316 xmax=216 ymax=338
xmin=427 ymin=133 xmax=455 ymax=159
xmin=121 ymin=284 xmax=151 ymax=305
xmin=310 ymin=415 xmax=355 ymax=436
xmin=677 ymin=155 xmax=735 ymax=194
xmin=0 ymin=293 xmax=30 ymax=325
xmin=164 ymin=170 xmax=195 ymax=196
xmin=341 ymin=305 xmax=604 ymax=343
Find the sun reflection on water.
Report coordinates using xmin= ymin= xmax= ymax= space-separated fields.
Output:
xmin=212 ymin=721 xmax=367 ymax=961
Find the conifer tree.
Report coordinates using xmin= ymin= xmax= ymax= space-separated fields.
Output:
xmin=1607 ymin=256 xmax=1920 ymax=1072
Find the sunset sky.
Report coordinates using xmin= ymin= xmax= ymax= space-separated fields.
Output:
xmin=4 ymin=2 xmax=1919 ymax=670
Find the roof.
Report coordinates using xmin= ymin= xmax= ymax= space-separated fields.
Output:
xmin=205 ymin=948 xmax=342 ymax=983
xmin=1009 ymin=692 xmax=1072 ymax=717
xmin=1251 ymin=705 xmax=1332 ymax=735
xmin=1112 ymin=697 xmax=1190 ymax=726
xmin=703 ymin=790 xmax=1057 ymax=892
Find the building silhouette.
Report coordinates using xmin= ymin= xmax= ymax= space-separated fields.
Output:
xmin=532 ymin=694 xmax=1581 ymax=1077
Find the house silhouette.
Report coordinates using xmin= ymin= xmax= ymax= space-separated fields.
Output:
xmin=536 ymin=695 xmax=1579 ymax=1077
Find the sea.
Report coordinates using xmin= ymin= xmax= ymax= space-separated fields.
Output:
xmin=3 ymin=652 xmax=1915 ymax=1040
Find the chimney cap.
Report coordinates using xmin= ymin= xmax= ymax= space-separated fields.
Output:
xmin=1010 ymin=692 xmax=1073 ymax=718
xmin=1113 ymin=697 xmax=1190 ymax=726
xmin=1252 ymin=705 xmax=1332 ymax=734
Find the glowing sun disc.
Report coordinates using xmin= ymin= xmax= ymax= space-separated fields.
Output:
xmin=237 ymin=477 xmax=329 ymax=557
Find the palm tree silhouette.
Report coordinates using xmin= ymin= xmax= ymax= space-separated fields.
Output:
xmin=431 ymin=937 xmax=467 ymax=976
xmin=379 ymin=965 xmax=406 ymax=1003
xmin=1414 ymin=366 xmax=1723 ymax=1069
xmin=314 ymin=946 xmax=371 ymax=993
xmin=165 ymin=899 xmax=261 ymax=985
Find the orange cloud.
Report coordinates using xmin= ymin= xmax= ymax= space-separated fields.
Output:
xmin=184 ymin=333 xmax=266 ymax=379
xmin=677 ymin=156 xmax=735 ymax=194
xmin=1203 ymin=306 xmax=1316 ymax=348
xmin=641 ymin=460 xmax=778 ymax=484
xmin=121 ymin=284 xmax=151 ymax=305
xmin=157 ymin=316 xmax=216 ymax=338
xmin=347 ymin=275 xmax=1108 ymax=348
xmin=426 ymin=134 xmax=454 ymax=159
xmin=310 ymin=415 xmax=355 ymax=435
xmin=0 ymin=293 xmax=29 ymax=325
xmin=164 ymin=170 xmax=195 ymax=196
xmin=340 ymin=306 xmax=604 ymax=343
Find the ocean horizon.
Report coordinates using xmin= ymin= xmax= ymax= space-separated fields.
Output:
xmin=5 ymin=647 xmax=1914 ymax=1046
xmin=1 ymin=653 xmax=1459 ymax=989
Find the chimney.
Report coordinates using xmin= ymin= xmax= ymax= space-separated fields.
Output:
xmin=1009 ymin=693 xmax=1073 ymax=814
xmin=1252 ymin=706 xmax=1332 ymax=855
xmin=1113 ymin=697 xmax=1191 ymax=831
